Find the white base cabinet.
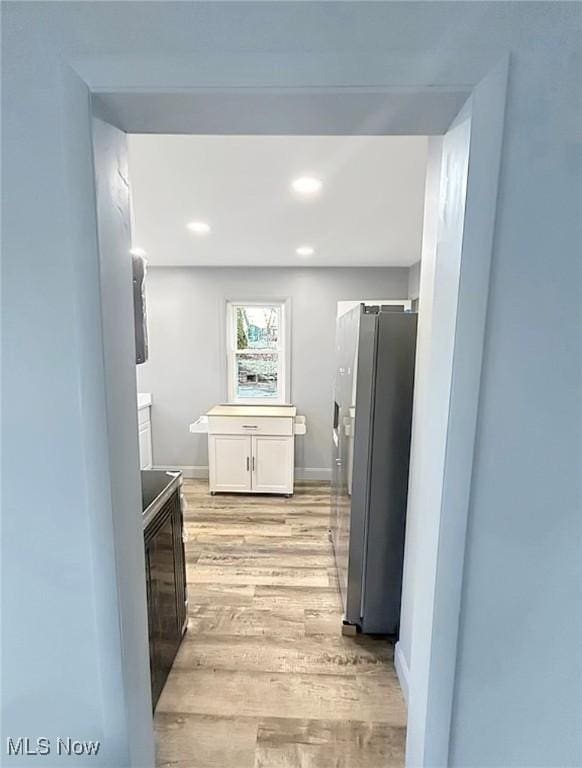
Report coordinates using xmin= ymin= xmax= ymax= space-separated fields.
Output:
xmin=203 ymin=404 xmax=302 ymax=496
xmin=251 ymin=435 xmax=294 ymax=494
xmin=139 ymin=420 xmax=153 ymax=469
xmin=138 ymin=398 xmax=153 ymax=469
xmin=209 ymin=434 xmax=294 ymax=495
xmin=209 ymin=434 xmax=252 ymax=492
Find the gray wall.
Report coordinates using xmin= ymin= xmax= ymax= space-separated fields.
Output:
xmin=136 ymin=267 xmax=409 ymax=478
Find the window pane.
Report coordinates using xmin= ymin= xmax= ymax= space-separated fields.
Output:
xmin=236 ymin=306 xmax=279 ymax=350
xmin=236 ymin=352 xmax=279 ymax=399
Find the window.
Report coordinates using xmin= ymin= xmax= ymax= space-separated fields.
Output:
xmin=226 ymin=301 xmax=288 ymax=404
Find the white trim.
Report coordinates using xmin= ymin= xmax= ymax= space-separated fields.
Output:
xmin=395 ymin=641 xmax=410 ymax=705
xmin=294 ymin=467 xmax=332 ymax=482
xmin=153 ymin=464 xmax=209 ymax=479
xmin=225 ymin=299 xmax=290 ymax=405
xmin=154 ymin=464 xmax=331 ymax=482
xmin=406 ymin=57 xmax=509 ymax=768
xmin=91 ymin=116 xmax=155 ymax=766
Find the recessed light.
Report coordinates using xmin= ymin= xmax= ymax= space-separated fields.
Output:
xmin=187 ymin=221 xmax=211 ymax=235
xmin=291 ymin=176 xmax=322 ymax=196
xmin=130 ymin=247 xmax=147 ymax=257
xmin=296 ymin=245 xmax=315 ymax=257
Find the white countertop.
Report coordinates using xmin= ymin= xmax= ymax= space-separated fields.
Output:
xmin=137 ymin=392 xmax=152 ymax=410
xmin=207 ymin=404 xmax=297 ymax=418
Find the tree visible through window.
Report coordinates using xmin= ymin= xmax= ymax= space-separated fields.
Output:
xmin=227 ymin=302 xmax=286 ymax=403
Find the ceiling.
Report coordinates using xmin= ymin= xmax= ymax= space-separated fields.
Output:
xmin=128 ymin=134 xmax=428 ymax=267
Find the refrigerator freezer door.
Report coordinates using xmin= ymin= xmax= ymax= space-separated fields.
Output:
xmin=344 ymin=310 xmax=378 ymax=626
xmin=361 ymin=311 xmax=417 ymax=632
xmin=358 ymin=311 xmax=417 ymax=634
xmin=329 ymin=305 xmax=362 ymax=612
xmin=330 ymin=305 xmax=417 ymax=633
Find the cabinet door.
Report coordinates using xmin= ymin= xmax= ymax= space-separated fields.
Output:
xmin=139 ymin=421 xmax=153 ymax=469
xmin=146 ymin=512 xmax=177 ymax=708
xmin=144 ymin=489 xmax=186 ymax=711
xmin=209 ymin=434 xmax=252 ymax=492
xmin=251 ymin=435 xmax=294 ymax=494
xmin=144 ymin=548 xmax=158 ymax=703
xmin=171 ymin=495 xmax=187 ymax=635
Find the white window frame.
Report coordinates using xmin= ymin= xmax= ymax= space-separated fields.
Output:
xmin=225 ymin=300 xmax=290 ymax=404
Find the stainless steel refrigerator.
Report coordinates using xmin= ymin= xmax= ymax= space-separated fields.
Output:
xmin=330 ymin=304 xmax=417 ymax=634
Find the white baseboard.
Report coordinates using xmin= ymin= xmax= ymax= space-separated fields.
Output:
xmin=294 ymin=467 xmax=331 ymax=482
xmin=153 ymin=465 xmax=331 ymax=482
xmin=153 ymin=464 xmax=209 ymax=479
xmin=394 ymin=641 xmax=410 ymax=706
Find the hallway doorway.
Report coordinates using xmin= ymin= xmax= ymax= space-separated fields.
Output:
xmin=91 ymin=69 xmax=507 ymax=767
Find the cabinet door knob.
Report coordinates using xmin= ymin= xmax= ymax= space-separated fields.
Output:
xmin=252 ymin=456 xmax=256 ymax=471
xmin=246 ymin=456 xmax=250 ymax=471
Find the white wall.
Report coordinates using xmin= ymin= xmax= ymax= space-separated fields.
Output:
xmin=3 ymin=4 xmax=581 ymax=767
xmin=136 ymin=267 xmax=409 ymax=479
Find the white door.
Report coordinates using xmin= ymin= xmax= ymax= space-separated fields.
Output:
xmin=209 ymin=434 xmax=252 ymax=492
xmin=138 ymin=422 xmax=153 ymax=469
xmin=251 ymin=435 xmax=294 ymax=494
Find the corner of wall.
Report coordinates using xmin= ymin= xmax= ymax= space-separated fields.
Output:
xmin=394 ymin=641 xmax=410 ymax=706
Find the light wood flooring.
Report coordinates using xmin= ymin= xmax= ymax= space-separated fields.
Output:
xmin=155 ymin=479 xmax=406 ymax=768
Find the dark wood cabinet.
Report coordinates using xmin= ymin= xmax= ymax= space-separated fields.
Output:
xmin=144 ymin=485 xmax=187 ymax=709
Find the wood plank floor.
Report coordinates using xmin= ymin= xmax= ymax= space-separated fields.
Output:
xmin=155 ymin=479 xmax=406 ymax=768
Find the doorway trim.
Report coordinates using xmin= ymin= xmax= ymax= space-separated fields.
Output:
xmin=82 ymin=57 xmax=508 ymax=767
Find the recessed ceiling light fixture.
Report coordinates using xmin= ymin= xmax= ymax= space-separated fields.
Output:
xmin=130 ymin=247 xmax=147 ymax=257
xmin=296 ymin=245 xmax=315 ymax=257
xmin=187 ymin=221 xmax=211 ymax=235
xmin=291 ymin=176 xmax=322 ymax=196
